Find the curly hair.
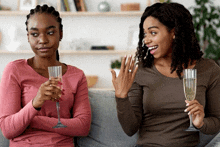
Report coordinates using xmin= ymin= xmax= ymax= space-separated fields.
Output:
xmin=25 ymin=4 xmax=63 ymax=61
xmin=136 ymin=2 xmax=203 ymax=78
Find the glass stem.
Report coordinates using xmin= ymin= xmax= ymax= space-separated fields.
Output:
xmin=56 ymin=102 xmax=61 ymax=122
xmin=189 ymin=114 xmax=193 ymax=127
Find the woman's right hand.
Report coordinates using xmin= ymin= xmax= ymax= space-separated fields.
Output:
xmin=32 ymin=78 xmax=62 ymax=109
xmin=111 ymin=55 xmax=138 ymax=98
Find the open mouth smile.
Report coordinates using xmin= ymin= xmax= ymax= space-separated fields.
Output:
xmin=148 ymin=45 xmax=158 ymax=54
xmin=148 ymin=45 xmax=158 ymax=50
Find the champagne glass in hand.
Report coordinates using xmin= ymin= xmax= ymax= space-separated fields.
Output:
xmin=183 ymin=69 xmax=198 ymax=131
xmin=48 ymin=66 xmax=67 ymax=128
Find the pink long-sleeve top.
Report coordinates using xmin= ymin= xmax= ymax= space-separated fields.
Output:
xmin=0 ymin=59 xmax=91 ymax=147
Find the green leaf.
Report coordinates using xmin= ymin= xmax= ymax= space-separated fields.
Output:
xmin=192 ymin=0 xmax=220 ymax=60
xmin=195 ymin=0 xmax=202 ymax=5
xmin=110 ymin=60 xmax=121 ymax=69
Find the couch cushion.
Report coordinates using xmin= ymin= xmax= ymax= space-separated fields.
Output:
xmin=77 ymin=89 xmax=137 ymax=147
xmin=0 ymin=130 xmax=9 ymax=147
xmin=198 ymin=131 xmax=220 ymax=147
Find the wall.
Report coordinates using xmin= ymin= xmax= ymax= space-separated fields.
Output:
xmin=0 ymin=0 xmax=219 ymax=88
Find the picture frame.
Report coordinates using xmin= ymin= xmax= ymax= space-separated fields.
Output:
xmin=18 ymin=0 xmax=37 ymax=11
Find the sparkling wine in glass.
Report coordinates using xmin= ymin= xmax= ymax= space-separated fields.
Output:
xmin=183 ymin=69 xmax=198 ymax=131
xmin=48 ymin=66 xmax=67 ymax=128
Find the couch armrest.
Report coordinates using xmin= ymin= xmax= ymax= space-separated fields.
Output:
xmin=198 ymin=131 xmax=220 ymax=147
xmin=204 ymin=131 xmax=220 ymax=147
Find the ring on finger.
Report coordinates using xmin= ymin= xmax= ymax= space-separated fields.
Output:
xmin=128 ymin=69 xmax=132 ymax=72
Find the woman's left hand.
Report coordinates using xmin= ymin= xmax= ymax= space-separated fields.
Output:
xmin=185 ymin=100 xmax=205 ymax=128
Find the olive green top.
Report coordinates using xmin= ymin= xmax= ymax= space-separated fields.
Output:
xmin=116 ymin=58 xmax=220 ymax=147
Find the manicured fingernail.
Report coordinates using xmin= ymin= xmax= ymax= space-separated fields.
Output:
xmin=188 ymin=112 xmax=190 ymax=115
xmin=61 ymin=91 xmax=65 ymax=95
xmin=184 ymin=109 xmax=187 ymax=112
xmin=186 ymin=103 xmax=189 ymax=106
xmin=124 ymin=55 xmax=127 ymax=58
xmin=58 ymin=81 xmax=62 ymax=85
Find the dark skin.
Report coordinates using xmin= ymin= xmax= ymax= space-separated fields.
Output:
xmin=26 ymin=13 xmax=67 ymax=109
xmin=111 ymin=16 xmax=204 ymax=129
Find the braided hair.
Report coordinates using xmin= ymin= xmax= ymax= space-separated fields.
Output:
xmin=25 ymin=4 xmax=63 ymax=61
xmin=136 ymin=3 xmax=203 ymax=78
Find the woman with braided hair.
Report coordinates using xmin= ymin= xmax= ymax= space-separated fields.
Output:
xmin=0 ymin=4 xmax=91 ymax=146
xmin=111 ymin=2 xmax=220 ymax=147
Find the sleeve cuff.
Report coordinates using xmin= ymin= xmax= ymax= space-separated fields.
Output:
xmin=115 ymin=96 xmax=129 ymax=102
xmin=198 ymin=119 xmax=208 ymax=133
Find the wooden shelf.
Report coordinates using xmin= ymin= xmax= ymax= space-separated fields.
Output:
xmin=0 ymin=11 xmax=29 ymax=16
xmin=60 ymin=11 xmax=143 ymax=17
xmin=0 ymin=50 xmax=34 ymax=54
xmin=0 ymin=0 xmax=143 ymax=16
xmin=0 ymin=10 xmax=142 ymax=17
xmin=0 ymin=50 xmax=136 ymax=55
xmin=59 ymin=50 xmax=136 ymax=55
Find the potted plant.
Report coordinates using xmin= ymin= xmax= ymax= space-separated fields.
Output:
xmin=191 ymin=0 xmax=220 ymax=62
xmin=159 ymin=0 xmax=171 ymax=3
xmin=111 ymin=59 xmax=121 ymax=76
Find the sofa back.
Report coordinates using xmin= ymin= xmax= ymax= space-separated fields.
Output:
xmin=0 ymin=89 xmax=217 ymax=147
xmin=77 ymin=89 xmax=138 ymax=147
xmin=0 ymin=131 xmax=9 ymax=147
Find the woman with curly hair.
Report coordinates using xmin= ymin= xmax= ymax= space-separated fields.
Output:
xmin=111 ymin=2 xmax=220 ymax=146
xmin=0 ymin=4 xmax=91 ymax=146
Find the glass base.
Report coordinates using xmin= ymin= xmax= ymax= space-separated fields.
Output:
xmin=53 ymin=122 xmax=67 ymax=128
xmin=185 ymin=126 xmax=199 ymax=132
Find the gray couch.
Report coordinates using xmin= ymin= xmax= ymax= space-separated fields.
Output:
xmin=0 ymin=89 xmax=219 ymax=147
xmin=77 ymin=89 xmax=137 ymax=147
xmin=78 ymin=89 xmax=220 ymax=147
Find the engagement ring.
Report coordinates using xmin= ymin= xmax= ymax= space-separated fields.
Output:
xmin=128 ymin=69 xmax=132 ymax=72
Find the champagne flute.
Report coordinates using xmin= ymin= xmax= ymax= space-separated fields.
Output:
xmin=183 ymin=69 xmax=198 ymax=131
xmin=48 ymin=66 xmax=67 ymax=128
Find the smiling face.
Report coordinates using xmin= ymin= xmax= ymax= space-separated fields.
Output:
xmin=143 ymin=16 xmax=175 ymax=59
xmin=27 ymin=13 xmax=62 ymax=59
